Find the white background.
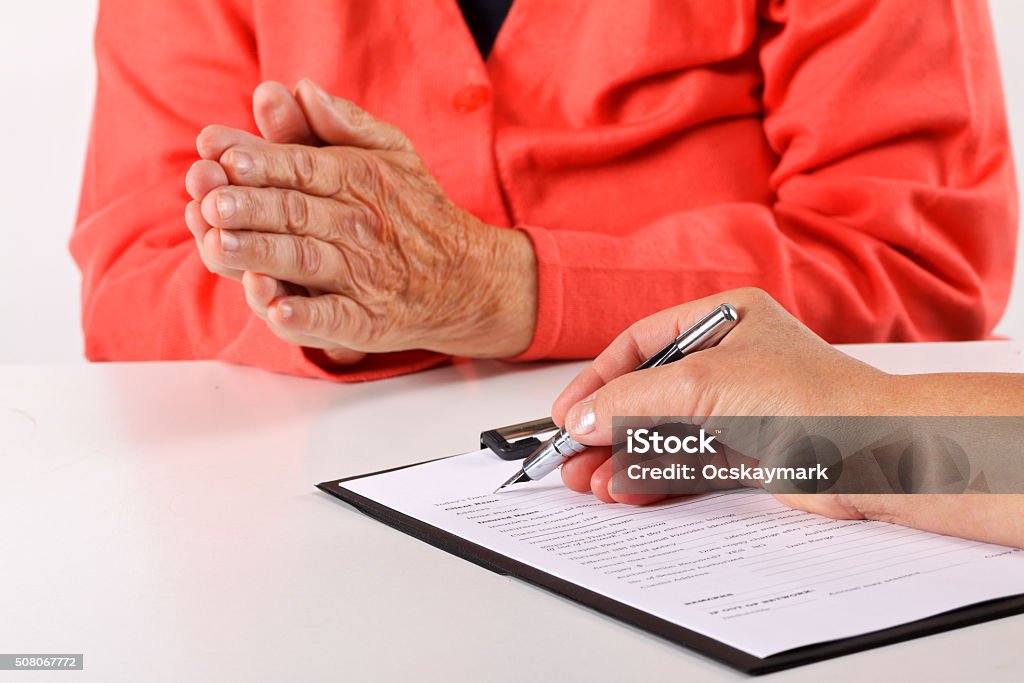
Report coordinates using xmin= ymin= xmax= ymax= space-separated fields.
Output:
xmin=0 ymin=1 xmax=1021 ymax=363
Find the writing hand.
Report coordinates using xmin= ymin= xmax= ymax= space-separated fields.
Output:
xmin=551 ymin=288 xmax=888 ymax=501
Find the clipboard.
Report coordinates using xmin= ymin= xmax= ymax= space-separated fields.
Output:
xmin=316 ymin=418 xmax=1024 ymax=675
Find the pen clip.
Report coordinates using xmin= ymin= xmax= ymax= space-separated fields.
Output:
xmin=480 ymin=417 xmax=559 ymax=460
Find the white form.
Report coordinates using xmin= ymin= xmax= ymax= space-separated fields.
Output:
xmin=340 ymin=449 xmax=1024 ymax=658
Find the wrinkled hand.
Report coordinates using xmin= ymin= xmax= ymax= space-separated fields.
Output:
xmin=185 ymin=81 xmax=365 ymax=364
xmin=188 ymin=79 xmax=536 ymax=359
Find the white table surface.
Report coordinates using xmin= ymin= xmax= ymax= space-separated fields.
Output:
xmin=1 ymin=341 xmax=1022 ymax=682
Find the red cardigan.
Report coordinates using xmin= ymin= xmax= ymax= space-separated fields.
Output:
xmin=72 ymin=0 xmax=1018 ymax=381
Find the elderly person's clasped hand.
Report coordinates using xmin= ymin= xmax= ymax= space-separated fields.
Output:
xmin=184 ymin=79 xmax=537 ymax=364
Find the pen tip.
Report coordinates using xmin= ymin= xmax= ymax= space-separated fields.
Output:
xmin=494 ymin=469 xmax=531 ymax=494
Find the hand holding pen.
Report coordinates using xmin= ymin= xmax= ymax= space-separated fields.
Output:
xmin=534 ymin=287 xmax=889 ymax=505
xmin=495 ymin=301 xmax=740 ymax=492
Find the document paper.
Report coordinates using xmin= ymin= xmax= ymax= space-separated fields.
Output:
xmin=341 ymin=449 xmax=1024 ymax=658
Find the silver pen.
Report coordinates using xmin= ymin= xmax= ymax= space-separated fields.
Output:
xmin=493 ymin=303 xmax=740 ymax=493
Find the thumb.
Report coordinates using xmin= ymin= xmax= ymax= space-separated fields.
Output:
xmin=253 ymin=81 xmax=317 ymax=145
xmin=268 ymin=293 xmax=373 ymax=350
xmin=294 ymin=78 xmax=413 ymax=152
xmin=564 ymin=366 xmax=702 ymax=446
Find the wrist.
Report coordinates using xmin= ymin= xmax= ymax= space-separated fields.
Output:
xmin=486 ymin=226 xmax=538 ymax=357
xmin=434 ymin=218 xmax=537 ymax=358
xmin=851 ymin=370 xmax=903 ymax=416
xmin=796 ymin=363 xmax=897 ymax=417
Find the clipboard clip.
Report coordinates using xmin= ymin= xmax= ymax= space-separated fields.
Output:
xmin=480 ymin=417 xmax=558 ymax=461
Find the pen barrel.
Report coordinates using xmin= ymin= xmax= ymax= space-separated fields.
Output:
xmin=634 ymin=304 xmax=738 ymax=371
xmin=522 ymin=428 xmax=587 ymax=480
xmin=674 ymin=303 xmax=738 ymax=356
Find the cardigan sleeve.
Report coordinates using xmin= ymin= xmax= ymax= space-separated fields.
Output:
xmin=510 ymin=0 xmax=1017 ymax=361
xmin=71 ymin=0 xmax=445 ymax=380
xmin=72 ymin=0 xmax=1017 ymax=378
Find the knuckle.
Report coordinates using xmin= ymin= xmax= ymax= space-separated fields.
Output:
xmin=349 ymin=204 xmax=380 ymax=239
xmin=676 ymin=356 xmax=712 ymax=392
xmin=244 ymin=190 xmax=266 ymax=225
xmin=292 ymin=238 xmax=323 ymax=275
xmin=305 ymin=301 xmax=322 ymax=330
xmin=290 ymin=147 xmax=317 ymax=188
xmin=718 ymin=287 xmax=776 ymax=326
xmin=306 ymin=301 xmax=340 ymax=336
xmin=343 ymin=151 xmax=380 ymax=189
xmin=343 ymin=306 xmax=373 ymax=345
xmin=331 ymin=203 xmax=378 ymax=245
xmin=283 ymin=190 xmax=308 ymax=230
xmin=249 ymin=234 xmax=272 ymax=265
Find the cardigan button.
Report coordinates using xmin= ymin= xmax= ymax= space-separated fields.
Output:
xmin=452 ymin=84 xmax=491 ymax=113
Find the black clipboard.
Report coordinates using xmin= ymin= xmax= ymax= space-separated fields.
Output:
xmin=316 ymin=419 xmax=1024 ymax=675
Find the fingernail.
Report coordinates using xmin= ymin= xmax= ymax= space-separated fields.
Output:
xmin=567 ymin=398 xmax=597 ymax=435
xmin=277 ymin=301 xmax=294 ymax=319
xmin=216 ymin=192 xmax=236 ymax=220
xmin=219 ymin=230 xmax=240 ymax=252
xmin=228 ymin=150 xmax=252 ymax=174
